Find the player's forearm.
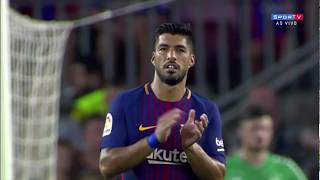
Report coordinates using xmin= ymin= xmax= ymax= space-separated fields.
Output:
xmin=99 ymin=137 xmax=153 ymax=179
xmin=184 ymin=143 xmax=225 ymax=180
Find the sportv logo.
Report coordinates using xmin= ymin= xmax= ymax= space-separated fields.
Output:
xmin=146 ymin=148 xmax=187 ymax=165
xmin=271 ymin=14 xmax=303 ymax=21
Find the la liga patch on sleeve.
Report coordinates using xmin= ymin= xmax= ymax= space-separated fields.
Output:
xmin=102 ymin=113 xmax=113 ymax=136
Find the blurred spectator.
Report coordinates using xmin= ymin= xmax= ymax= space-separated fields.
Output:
xmin=78 ymin=117 xmax=105 ymax=180
xmin=59 ymin=114 xmax=84 ymax=150
xmin=225 ymin=106 xmax=307 ymax=180
xmin=297 ymin=128 xmax=318 ymax=179
xmin=65 ymin=63 xmax=91 ymax=98
xmin=248 ymin=85 xmax=285 ymax=150
xmin=57 ymin=139 xmax=79 ymax=180
xmin=70 ymin=86 xmax=123 ymax=122
xmin=248 ymin=85 xmax=278 ymax=124
xmin=87 ymin=69 xmax=105 ymax=90
xmin=59 ymin=86 xmax=123 ymax=179
xmin=276 ymin=92 xmax=318 ymax=180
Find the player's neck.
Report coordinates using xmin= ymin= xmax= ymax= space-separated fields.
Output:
xmin=151 ymin=76 xmax=186 ymax=102
xmin=239 ymin=148 xmax=268 ymax=166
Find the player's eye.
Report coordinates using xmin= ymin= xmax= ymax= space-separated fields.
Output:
xmin=158 ymin=48 xmax=167 ymax=52
xmin=177 ymin=48 xmax=186 ymax=53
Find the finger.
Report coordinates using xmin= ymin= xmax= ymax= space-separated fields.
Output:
xmin=167 ymin=112 xmax=184 ymax=127
xmin=172 ymin=112 xmax=182 ymax=120
xmin=186 ymin=109 xmax=196 ymax=124
xmin=166 ymin=120 xmax=178 ymax=128
xmin=164 ymin=118 xmax=180 ymax=129
xmin=157 ymin=113 xmax=179 ymax=130
xmin=200 ymin=114 xmax=208 ymax=128
xmin=170 ymin=109 xmax=185 ymax=120
xmin=160 ymin=109 xmax=182 ymax=122
xmin=194 ymin=129 xmax=202 ymax=139
xmin=173 ymin=108 xmax=182 ymax=112
xmin=195 ymin=121 xmax=204 ymax=134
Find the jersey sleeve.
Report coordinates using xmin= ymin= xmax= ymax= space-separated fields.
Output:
xmin=100 ymin=93 xmax=128 ymax=149
xmin=283 ymin=158 xmax=308 ymax=180
xmin=199 ymin=102 xmax=225 ymax=164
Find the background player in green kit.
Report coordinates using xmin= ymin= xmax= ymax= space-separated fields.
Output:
xmin=225 ymin=106 xmax=307 ymax=180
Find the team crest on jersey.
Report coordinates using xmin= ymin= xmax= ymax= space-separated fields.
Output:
xmin=102 ymin=113 xmax=113 ymax=136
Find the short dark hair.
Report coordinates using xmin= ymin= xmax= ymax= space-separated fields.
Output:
xmin=238 ymin=106 xmax=272 ymax=125
xmin=154 ymin=22 xmax=194 ymax=51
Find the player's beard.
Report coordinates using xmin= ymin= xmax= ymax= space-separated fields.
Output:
xmin=155 ymin=65 xmax=187 ymax=86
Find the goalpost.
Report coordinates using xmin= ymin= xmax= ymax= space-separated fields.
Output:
xmin=6 ymin=9 xmax=73 ymax=180
xmin=1 ymin=0 xmax=175 ymax=179
xmin=1 ymin=0 xmax=13 ymax=179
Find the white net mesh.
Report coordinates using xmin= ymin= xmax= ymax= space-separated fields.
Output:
xmin=9 ymin=10 xmax=72 ymax=180
xmin=5 ymin=1 xmax=174 ymax=179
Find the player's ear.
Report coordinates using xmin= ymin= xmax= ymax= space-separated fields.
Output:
xmin=151 ymin=52 xmax=155 ymax=66
xmin=188 ymin=54 xmax=195 ymax=68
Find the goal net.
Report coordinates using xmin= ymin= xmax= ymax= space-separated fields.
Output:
xmin=0 ymin=1 xmax=174 ymax=179
xmin=8 ymin=10 xmax=72 ymax=180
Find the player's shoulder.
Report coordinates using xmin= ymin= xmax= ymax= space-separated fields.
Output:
xmin=268 ymin=153 xmax=306 ymax=178
xmin=120 ymin=85 xmax=145 ymax=97
xmin=111 ymin=85 xmax=145 ymax=105
xmin=190 ymin=90 xmax=219 ymax=111
xmin=226 ymin=152 xmax=242 ymax=167
xmin=268 ymin=153 xmax=299 ymax=167
xmin=226 ymin=152 xmax=240 ymax=162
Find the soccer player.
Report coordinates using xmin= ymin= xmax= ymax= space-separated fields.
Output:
xmin=225 ymin=106 xmax=307 ymax=180
xmin=99 ymin=23 xmax=225 ymax=180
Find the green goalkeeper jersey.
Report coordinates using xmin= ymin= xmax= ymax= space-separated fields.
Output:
xmin=225 ymin=152 xmax=307 ymax=180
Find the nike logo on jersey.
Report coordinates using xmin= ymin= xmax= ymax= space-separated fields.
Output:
xmin=138 ymin=124 xmax=156 ymax=131
xmin=139 ymin=124 xmax=184 ymax=132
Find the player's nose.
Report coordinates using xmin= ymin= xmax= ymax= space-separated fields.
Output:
xmin=167 ymin=49 xmax=177 ymax=61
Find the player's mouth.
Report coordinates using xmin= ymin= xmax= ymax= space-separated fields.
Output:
xmin=164 ymin=63 xmax=179 ymax=72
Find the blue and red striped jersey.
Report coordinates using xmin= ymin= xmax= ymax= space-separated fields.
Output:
xmin=100 ymin=83 xmax=225 ymax=180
